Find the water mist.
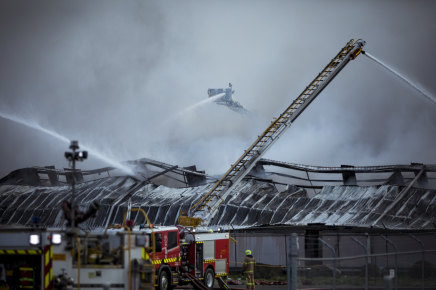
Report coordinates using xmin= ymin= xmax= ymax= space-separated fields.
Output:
xmin=0 ymin=111 xmax=134 ymax=175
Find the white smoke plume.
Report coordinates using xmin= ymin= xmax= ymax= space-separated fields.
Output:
xmin=0 ymin=0 xmax=435 ymax=179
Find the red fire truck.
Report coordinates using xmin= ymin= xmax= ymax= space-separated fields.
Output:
xmin=147 ymin=225 xmax=229 ymax=290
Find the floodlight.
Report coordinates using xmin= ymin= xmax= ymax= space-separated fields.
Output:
xmin=29 ymin=234 xmax=40 ymax=245
xmin=51 ymin=233 xmax=62 ymax=245
xmin=64 ymin=152 xmax=73 ymax=160
xmin=77 ymin=151 xmax=88 ymax=159
xmin=65 ymin=141 xmax=87 ymax=162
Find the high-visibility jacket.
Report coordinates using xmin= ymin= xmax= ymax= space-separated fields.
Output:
xmin=242 ymin=255 xmax=256 ymax=274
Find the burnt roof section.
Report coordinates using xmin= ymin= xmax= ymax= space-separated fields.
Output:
xmin=0 ymin=176 xmax=435 ymax=232
xmin=0 ymin=159 xmax=435 ymax=231
xmin=258 ymin=159 xmax=436 ymax=189
xmin=0 ymin=157 xmax=211 ymax=188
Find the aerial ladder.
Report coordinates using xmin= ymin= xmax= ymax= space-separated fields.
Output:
xmin=179 ymin=39 xmax=366 ymax=226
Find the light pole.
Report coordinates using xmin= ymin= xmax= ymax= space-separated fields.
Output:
xmin=65 ymin=140 xmax=88 ymax=227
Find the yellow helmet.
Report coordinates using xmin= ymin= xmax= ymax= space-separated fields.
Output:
xmin=245 ymin=249 xmax=252 ymax=255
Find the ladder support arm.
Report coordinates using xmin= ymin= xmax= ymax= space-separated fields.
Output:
xmin=180 ymin=39 xmax=366 ymax=226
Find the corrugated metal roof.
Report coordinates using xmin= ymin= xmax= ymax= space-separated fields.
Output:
xmin=0 ymin=174 xmax=435 ymax=230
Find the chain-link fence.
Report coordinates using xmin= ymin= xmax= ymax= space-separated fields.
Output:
xmin=229 ymin=231 xmax=436 ymax=289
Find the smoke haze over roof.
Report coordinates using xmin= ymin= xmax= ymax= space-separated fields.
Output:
xmin=1 ymin=0 xmax=435 ymax=178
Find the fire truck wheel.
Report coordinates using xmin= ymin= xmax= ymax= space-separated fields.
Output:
xmin=159 ymin=270 xmax=171 ymax=290
xmin=204 ymin=268 xmax=215 ymax=289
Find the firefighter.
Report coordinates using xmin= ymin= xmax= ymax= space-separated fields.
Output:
xmin=242 ymin=249 xmax=255 ymax=290
xmin=143 ymin=246 xmax=153 ymax=263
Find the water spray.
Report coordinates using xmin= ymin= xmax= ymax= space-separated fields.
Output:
xmin=363 ymin=51 xmax=436 ymax=105
xmin=0 ymin=111 xmax=134 ymax=175
xmin=163 ymin=93 xmax=226 ymax=126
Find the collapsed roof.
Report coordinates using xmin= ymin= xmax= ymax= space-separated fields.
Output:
xmin=0 ymin=158 xmax=435 ymax=231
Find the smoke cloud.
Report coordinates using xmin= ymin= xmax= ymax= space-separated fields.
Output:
xmin=1 ymin=0 xmax=435 ymax=178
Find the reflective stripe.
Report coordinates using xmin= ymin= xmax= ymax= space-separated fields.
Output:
xmin=163 ymin=257 xmax=178 ymax=263
xmin=19 ymin=268 xmax=33 ymax=271
xmin=44 ymin=245 xmax=53 ymax=290
xmin=0 ymin=249 xmax=41 ymax=255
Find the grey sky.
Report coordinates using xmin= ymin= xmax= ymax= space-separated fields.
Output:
xmin=1 ymin=0 xmax=435 ymax=178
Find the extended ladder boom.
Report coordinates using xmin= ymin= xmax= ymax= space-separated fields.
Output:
xmin=181 ymin=39 xmax=366 ymax=226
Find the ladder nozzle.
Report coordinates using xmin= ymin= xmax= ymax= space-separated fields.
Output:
xmin=351 ymin=48 xmax=363 ymax=59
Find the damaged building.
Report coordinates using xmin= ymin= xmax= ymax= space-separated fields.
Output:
xmin=1 ymin=158 xmax=435 ymax=272
xmin=1 ymin=39 xmax=436 ymax=287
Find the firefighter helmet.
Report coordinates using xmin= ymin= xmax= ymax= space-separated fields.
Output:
xmin=245 ymin=249 xmax=252 ymax=255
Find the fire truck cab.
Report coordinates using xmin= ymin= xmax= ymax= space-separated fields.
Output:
xmin=143 ymin=226 xmax=229 ymax=290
